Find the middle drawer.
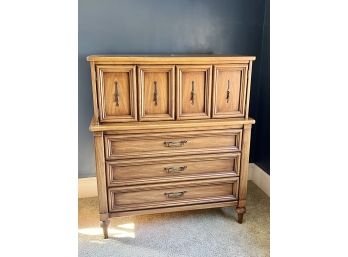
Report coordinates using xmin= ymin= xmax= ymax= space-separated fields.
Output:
xmin=106 ymin=152 xmax=241 ymax=186
xmin=104 ymin=129 xmax=242 ymax=160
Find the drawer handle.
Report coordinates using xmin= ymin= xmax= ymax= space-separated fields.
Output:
xmin=164 ymin=191 xmax=187 ymax=199
xmin=164 ymin=140 xmax=188 ymax=147
xmin=114 ymin=81 xmax=120 ymax=106
xmin=226 ymin=80 xmax=231 ymax=103
xmin=164 ymin=165 xmax=187 ymax=174
xmin=191 ymin=81 xmax=195 ymax=105
xmin=153 ymin=81 xmax=158 ymax=106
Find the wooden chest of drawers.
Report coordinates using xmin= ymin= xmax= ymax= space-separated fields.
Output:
xmin=88 ymin=55 xmax=255 ymax=238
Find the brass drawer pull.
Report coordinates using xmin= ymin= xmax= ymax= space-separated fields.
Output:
xmin=191 ymin=81 xmax=195 ymax=105
xmin=153 ymin=81 xmax=158 ymax=106
xmin=164 ymin=165 xmax=187 ymax=174
xmin=164 ymin=191 xmax=187 ymax=199
xmin=226 ymin=80 xmax=231 ymax=103
xmin=164 ymin=140 xmax=188 ymax=147
xmin=114 ymin=81 xmax=120 ymax=106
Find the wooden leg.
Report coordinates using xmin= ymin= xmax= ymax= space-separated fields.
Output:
xmin=236 ymin=207 xmax=246 ymax=224
xmin=100 ymin=219 xmax=110 ymax=239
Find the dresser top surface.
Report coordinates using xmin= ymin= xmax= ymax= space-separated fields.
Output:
xmin=87 ymin=54 xmax=256 ymax=62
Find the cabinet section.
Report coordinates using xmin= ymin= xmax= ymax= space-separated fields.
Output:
xmin=212 ymin=64 xmax=248 ymax=118
xmin=138 ymin=65 xmax=175 ymax=121
xmin=176 ymin=65 xmax=212 ymax=120
xmin=96 ymin=65 xmax=137 ymax=122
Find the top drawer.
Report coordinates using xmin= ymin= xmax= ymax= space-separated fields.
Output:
xmin=104 ymin=129 xmax=242 ymax=160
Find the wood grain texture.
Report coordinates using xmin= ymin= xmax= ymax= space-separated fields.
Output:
xmin=104 ymin=129 xmax=242 ymax=160
xmin=90 ymin=61 xmax=100 ymax=124
xmin=245 ymin=60 xmax=253 ymax=119
xmin=106 ymin=152 xmax=241 ymax=186
xmin=93 ymin=132 xmax=108 ymax=217
xmin=87 ymin=55 xmax=256 ymax=63
xmin=138 ymin=65 xmax=175 ymax=121
xmin=109 ymin=200 xmax=238 ymax=217
xmin=212 ymin=64 xmax=248 ymax=118
xmin=96 ymin=65 xmax=137 ymax=122
xmin=176 ymin=65 xmax=212 ymax=120
xmin=238 ymin=124 xmax=252 ymax=207
xmin=108 ymin=177 xmax=239 ymax=212
xmin=90 ymin=117 xmax=255 ymax=132
xmin=87 ymin=55 xmax=256 ymax=236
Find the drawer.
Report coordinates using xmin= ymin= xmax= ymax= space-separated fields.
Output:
xmin=212 ymin=64 xmax=249 ymax=118
xmin=176 ymin=65 xmax=212 ymax=120
xmin=106 ymin=153 xmax=241 ymax=186
xmin=96 ymin=65 xmax=137 ymax=122
xmin=104 ymin=129 xmax=242 ymax=160
xmin=108 ymin=177 xmax=239 ymax=212
xmin=138 ymin=65 xmax=175 ymax=121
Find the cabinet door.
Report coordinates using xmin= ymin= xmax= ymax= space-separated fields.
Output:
xmin=138 ymin=65 xmax=175 ymax=121
xmin=212 ymin=64 xmax=248 ymax=118
xmin=96 ymin=65 xmax=137 ymax=122
xmin=176 ymin=65 xmax=212 ymax=120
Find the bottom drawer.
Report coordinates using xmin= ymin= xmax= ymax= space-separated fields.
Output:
xmin=108 ymin=177 xmax=239 ymax=212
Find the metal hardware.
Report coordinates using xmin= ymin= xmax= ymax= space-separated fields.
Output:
xmin=164 ymin=191 xmax=187 ymax=199
xmin=163 ymin=140 xmax=188 ymax=147
xmin=115 ymin=81 xmax=120 ymax=106
xmin=191 ymin=81 xmax=195 ymax=105
xmin=226 ymin=80 xmax=230 ymax=103
xmin=164 ymin=165 xmax=187 ymax=174
xmin=153 ymin=81 xmax=158 ymax=105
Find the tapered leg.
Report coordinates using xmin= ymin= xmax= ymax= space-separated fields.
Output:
xmin=236 ymin=207 xmax=246 ymax=224
xmin=100 ymin=219 xmax=110 ymax=239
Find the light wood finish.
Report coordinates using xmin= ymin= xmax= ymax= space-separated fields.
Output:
xmin=87 ymin=55 xmax=256 ymax=63
xmin=245 ymin=60 xmax=253 ymax=119
xmin=236 ymin=124 xmax=252 ymax=223
xmin=212 ymin=64 xmax=248 ymax=118
xmin=87 ymin=55 xmax=255 ymax=238
xmin=176 ymin=65 xmax=212 ymax=120
xmin=90 ymin=117 xmax=255 ymax=132
xmin=90 ymin=61 xmax=100 ymax=124
xmin=109 ymin=177 xmax=239 ymax=212
xmin=104 ymin=129 xmax=242 ymax=160
xmin=100 ymin=220 xmax=110 ymax=239
xmin=109 ymin=200 xmax=238 ymax=218
xmin=106 ymin=153 xmax=240 ymax=186
xmin=96 ymin=65 xmax=137 ymax=122
xmin=138 ymin=65 xmax=175 ymax=121
xmin=93 ymin=132 xmax=109 ymax=237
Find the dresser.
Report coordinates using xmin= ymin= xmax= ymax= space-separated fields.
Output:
xmin=88 ymin=55 xmax=255 ymax=238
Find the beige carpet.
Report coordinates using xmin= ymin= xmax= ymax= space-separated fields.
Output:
xmin=79 ymin=181 xmax=269 ymax=257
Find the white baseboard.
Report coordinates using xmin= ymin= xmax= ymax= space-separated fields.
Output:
xmin=248 ymin=163 xmax=270 ymax=196
xmin=78 ymin=177 xmax=97 ymax=198
xmin=78 ymin=163 xmax=270 ymax=198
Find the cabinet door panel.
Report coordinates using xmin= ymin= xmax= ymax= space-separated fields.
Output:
xmin=177 ymin=65 xmax=212 ymax=120
xmin=96 ymin=65 xmax=137 ymax=122
xmin=212 ymin=64 xmax=248 ymax=118
xmin=138 ymin=65 xmax=175 ymax=121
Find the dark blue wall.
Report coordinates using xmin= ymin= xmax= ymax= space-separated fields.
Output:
xmin=78 ymin=0 xmax=270 ymax=178
xmin=253 ymin=0 xmax=270 ymax=173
